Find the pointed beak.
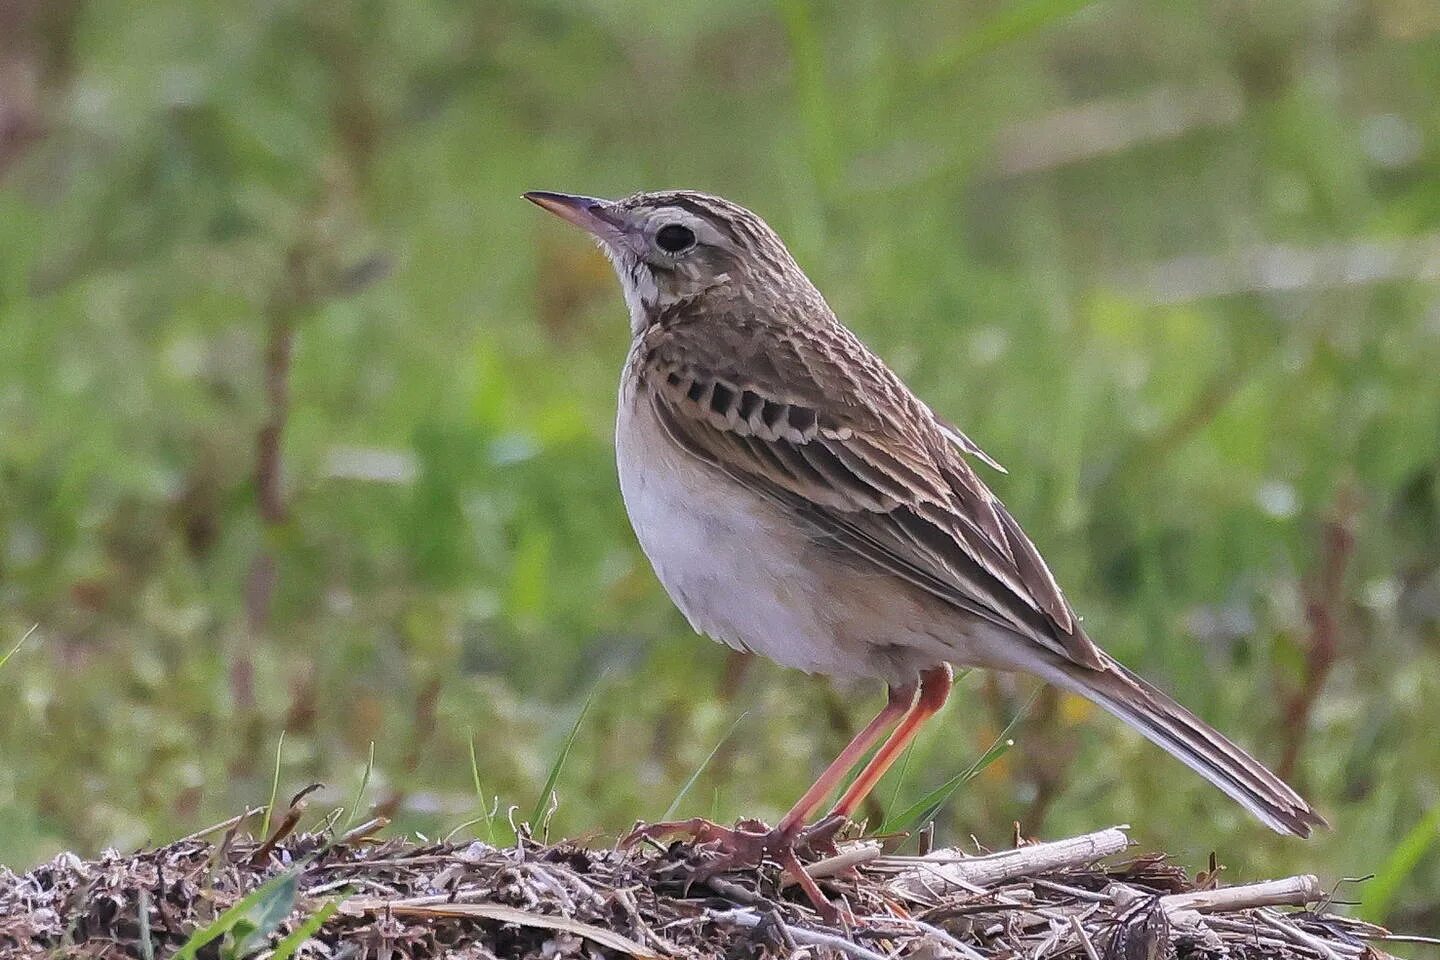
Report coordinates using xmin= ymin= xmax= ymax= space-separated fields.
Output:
xmin=523 ymin=191 xmax=623 ymax=239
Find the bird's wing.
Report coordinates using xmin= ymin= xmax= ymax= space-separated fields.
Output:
xmin=636 ymin=311 xmax=1105 ymax=670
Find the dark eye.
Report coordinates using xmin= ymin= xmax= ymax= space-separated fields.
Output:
xmin=655 ymin=223 xmax=696 ymax=254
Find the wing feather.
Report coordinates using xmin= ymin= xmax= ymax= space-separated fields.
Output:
xmin=637 ymin=315 xmax=1104 ymax=670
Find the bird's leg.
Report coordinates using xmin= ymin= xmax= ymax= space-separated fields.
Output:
xmin=826 ymin=663 xmax=953 ymax=820
xmin=620 ymin=679 xmax=919 ymax=917
xmin=773 ymin=678 xmax=919 ymax=839
xmin=624 ymin=680 xmax=918 ymax=848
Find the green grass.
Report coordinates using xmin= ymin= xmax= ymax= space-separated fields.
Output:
xmin=344 ymin=741 xmax=376 ymax=830
xmin=259 ymin=733 xmax=287 ymax=843
xmin=464 ymin=727 xmax=502 ymax=845
xmin=1364 ymin=804 xmax=1440 ymax=926
xmin=0 ymin=626 xmax=36 ymax=673
xmin=662 ymin=710 xmax=750 ymax=822
xmin=270 ymin=902 xmax=340 ymax=960
xmin=528 ymin=679 xmax=601 ymax=837
xmin=174 ymin=867 xmax=301 ymax=960
xmin=1 ymin=0 xmax=1439 ymax=936
xmin=880 ymin=690 xmax=1037 ymax=840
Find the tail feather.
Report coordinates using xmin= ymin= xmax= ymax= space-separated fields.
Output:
xmin=1049 ymin=653 xmax=1326 ymax=837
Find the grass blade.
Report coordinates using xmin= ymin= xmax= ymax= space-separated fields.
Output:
xmin=269 ymin=900 xmax=339 ymax=960
xmin=527 ymin=682 xmax=600 ymax=833
xmin=232 ymin=868 xmax=302 ymax=956
xmin=136 ymin=888 xmax=155 ymax=960
xmin=884 ymin=741 xmax=917 ymax=824
xmin=925 ymin=0 xmax=1103 ymax=76
xmin=881 ymin=669 xmax=971 ymax=819
xmin=174 ymin=867 xmax=299 ymax=960
xmin=0 ymin=624 xmax=37 ymax=672
xmin=258 ymin=731 xmax=286 ymax=841
xmin=662 ymin=711 xmax=749 ymax=821
xmin=1362 ymin=802 xmax=1440 ymax=923
xmin=467 ymin=727 xmax=500 ymax=844
xmin=880 ymin=690 xmax=1038 ymax=837
xmin=344 ymin=741 xmax=375 ymax=830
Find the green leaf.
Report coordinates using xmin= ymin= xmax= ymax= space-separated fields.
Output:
xmin=662 ymin=711 xmax=749 ymax=821
xmin=258 ymin=731 xmax=286 ymax=841
xmin=1362 ymin=803 xmax=1440 ymax=924
xmin=175 ymin=867 xmax=299 ymax=960
xmin=881 ymin=669 xmax=972 ymax=818
xmin=344 ymin=741 xmax=375 ymax=830
xmin=269 ymin=900 xmax=339 ymax=960
xmin=880 ymin=691 xmax=1037 ymax=837
xmin=527 ymin=681 xmax=600 ymax=834
xmin=468 ymin=726 xmax=501 ymax=845
xmin=0 ymin=624 xmax=37 ymax=673
xmin=230 ymin=868 xmax=300 ymax=958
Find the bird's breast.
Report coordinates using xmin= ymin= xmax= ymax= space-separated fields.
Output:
xmin=613 ymin=367 xmax=952 ymax=683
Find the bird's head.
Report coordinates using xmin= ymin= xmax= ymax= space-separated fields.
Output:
xmin=524 ymin=189 xmax=815 ymax=333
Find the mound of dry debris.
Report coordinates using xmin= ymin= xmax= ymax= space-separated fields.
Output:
xmin=0 ymin=810 xmax=1404 ymax=960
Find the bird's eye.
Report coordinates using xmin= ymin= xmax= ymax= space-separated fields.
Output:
xmin=655 ymin=223 xmax=696 ymax=254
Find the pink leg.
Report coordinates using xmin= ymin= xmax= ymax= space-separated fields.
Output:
xmin=829 ymin=664 xmax=953 ymax=819
xmin=622 ymin=680 xmax=918 ymax=849
xmin=774 ymin=678 xmax=918 ymax=837
xmin=619 ymin=676 xmax=929 ymax=921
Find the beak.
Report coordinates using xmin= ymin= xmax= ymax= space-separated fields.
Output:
xmin=523 ymin=191 xmax=623 ymax=239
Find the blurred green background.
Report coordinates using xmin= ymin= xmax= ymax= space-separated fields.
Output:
xmin=2 ymin=0 xmax=1439 ymax=936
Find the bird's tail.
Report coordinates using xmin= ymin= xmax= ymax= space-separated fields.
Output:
xmin=1043 ymin=652 xmax=1325 ymax=837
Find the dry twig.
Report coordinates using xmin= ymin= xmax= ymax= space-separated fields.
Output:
xmin=0 ymin=818 xmax=1401 ymax=960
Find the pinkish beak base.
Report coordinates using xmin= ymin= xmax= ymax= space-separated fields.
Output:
xmin=523 ymin=191 xmax=620 ymax=240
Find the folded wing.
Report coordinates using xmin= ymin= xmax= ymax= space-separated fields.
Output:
xmin=636 ymin=314 xmax=1105 ymax=670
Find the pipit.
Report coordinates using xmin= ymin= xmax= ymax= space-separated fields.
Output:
xmin=525 ymin=189 xmax=1323 ymax=911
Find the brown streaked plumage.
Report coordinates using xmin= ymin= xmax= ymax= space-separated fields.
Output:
xmin=524 ymin=188 xmax=1324 ymax=913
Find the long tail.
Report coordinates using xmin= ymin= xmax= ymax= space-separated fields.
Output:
xmin=1044 ymin=652 xmax=1325 ymax=837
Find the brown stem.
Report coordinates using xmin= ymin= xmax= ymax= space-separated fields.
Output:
xmin=244 ymin=246 xmax=305 ymax=638
xmin=0 ymin=0 xmax=83 ymax=177
xmin=1277 ymin=489 xmax=1358 ymax=781
xmin=255 ymin=313 xmax=296 ymax=528
xmin=232 ymin=248 xmax=308 ymax=772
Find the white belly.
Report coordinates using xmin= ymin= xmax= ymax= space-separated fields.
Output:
xmin=614 ymin=373 xmax=953 ymax=683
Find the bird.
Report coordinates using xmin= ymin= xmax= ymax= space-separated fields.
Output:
xmin=523 ymin=188 xmax=1324 ymax=907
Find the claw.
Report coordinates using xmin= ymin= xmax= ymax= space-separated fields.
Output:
xmin=795 ymin=813 xmax=849 ymax=858
xmin=621 ymin=817 xmax=768 ymax=851
xmin=619 ymin=816 xmax=858 ymax=922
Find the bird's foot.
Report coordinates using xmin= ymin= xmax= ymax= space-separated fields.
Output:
xmin=620 ymin=815 xmax=854 ymax=922
xmin=621 ymin=816 xmax=769 ymax=857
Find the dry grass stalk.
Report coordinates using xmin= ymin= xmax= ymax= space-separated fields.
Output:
xmin=0 ymin=818 xmax=1406 ymax=959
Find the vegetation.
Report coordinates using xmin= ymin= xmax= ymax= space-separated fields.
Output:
xmin=3 ymin=821 xmax=1381 ymax=958
xmin=1 ymin=0 xmax=1437 ymax=935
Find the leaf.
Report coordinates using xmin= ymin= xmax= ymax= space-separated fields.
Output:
xmin=231 ymin=869 xmax=300 ymax=957
xmin=467 ymin=726 xmax=501 ymax=844
xmin=269 ymin=900 xmax=340 ymax=960
xmin=1362 ymin=802 xmax=1440 ymax=923
xmin=344 ymin=741 xmax=375 ymax=830
xmin=662 ymin=711 xmax=749 ymax=821
xmin=881 ymin=669 xmax=972 ymax=818
xmin=0 ymin=624 xmax=37 ymax=673
xmin=527 ymin=681 xmax=600 ymax=833
xmin=881 ymin=690 xmax=1038 ymax=837
xmin=174 ymin=867 xmax=299 ymax=960
xmin=259 ymin=731 xmax=286 ymax=841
